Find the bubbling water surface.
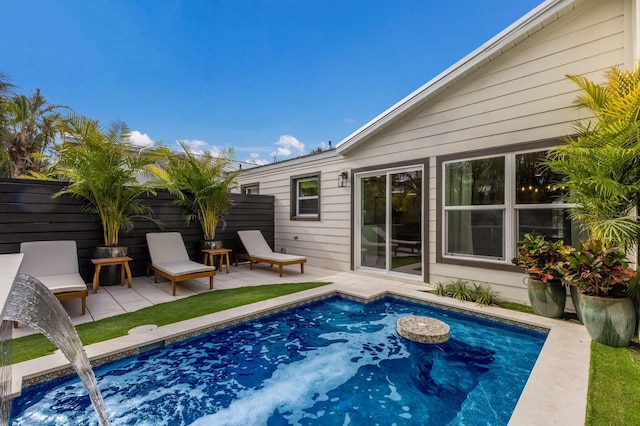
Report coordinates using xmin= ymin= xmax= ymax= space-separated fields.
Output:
xmin=12 ymin=296 xmax=545 ymax=425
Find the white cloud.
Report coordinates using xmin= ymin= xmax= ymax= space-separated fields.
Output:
xmin=128 ymin=130 xmax=154 ymax=147
xmin=207 ymin=146 xmax=224 ymax=157
xmin=178 ymin=139 xmax=209 ymax=155
xmin=241 ymin=136 xmax=306 ymax=165
xmin=175 ymin=139 xmax=229 ymax=157
xmin=270 ymin=148 xmax=290 ymax=158
xmin=244 ymin=153 xmax=269 ymax=165
xmin=270 ymin=135 xmax=305 ymax=160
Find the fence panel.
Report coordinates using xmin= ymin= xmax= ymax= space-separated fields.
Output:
xmin=0 ymin=179 xmax=274 ymax=282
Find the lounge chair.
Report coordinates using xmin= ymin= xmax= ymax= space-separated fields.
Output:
xmin=146 ymin=232 xmax=216 ymax=296
xmin=237 ymin=230 xmax=306 ymax=277
xmin=18 ymin=240 xmax=88 ymax=315
xmin=372 ymin=226 xmax=420 ymax=255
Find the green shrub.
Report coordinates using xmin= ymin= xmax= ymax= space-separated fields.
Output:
xmin=450 ymin=279 xmax=473 ymax=301
xmin=433 ymin=279 xmax=498 ymax=306
xmin=473 ymin=283 xmax=498 ymax=306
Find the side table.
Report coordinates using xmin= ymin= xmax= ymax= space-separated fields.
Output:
xmin=202 ymin=248 xmax=232 ymax=273
xmin=91 ymin=256 xmax=133 ymax=293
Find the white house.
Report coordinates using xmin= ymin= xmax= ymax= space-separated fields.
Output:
xmin=235 ymin=0 xmax=638 ymax=303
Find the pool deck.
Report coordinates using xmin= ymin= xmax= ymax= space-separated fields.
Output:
xmin=10 ymin=263 xmax=590 ymax=425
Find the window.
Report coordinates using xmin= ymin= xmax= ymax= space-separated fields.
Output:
xmin=444 ymin=156 xmax=505 ymax=259
xmin=241 ymin=183 xmax=259 ymax=195
xmin=291 ymin=173 xmax=320 ymax=220
xmin=442 ymin=149 xmax=581 ymax=264
xmin=514 ymin=151 xmax=576 ymax=243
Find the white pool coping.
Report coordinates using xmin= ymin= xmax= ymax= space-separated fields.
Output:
xmin=10 ymin=280 xmax=590 ymax=425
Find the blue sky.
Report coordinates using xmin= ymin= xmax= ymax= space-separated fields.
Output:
xmin=2 ymin=0 xmax=543 ymax=165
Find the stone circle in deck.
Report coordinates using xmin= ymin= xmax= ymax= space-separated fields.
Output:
xmin=397 ymin=315 xmax=450 ymax=344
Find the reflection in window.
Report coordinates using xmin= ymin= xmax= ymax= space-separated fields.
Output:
xmin=514 ymin=152 xmax=583 ymax=244
xmin=291 ymin=174 xmax=320 ymax=220
xmin=515 ymin=152 xmax=568 ymax=204
xmin=444 ymin=156 xmax=506 ymax=260
xmin=445 ymin=156 xmax=505 ymax=206
xmin=241 ymin=183 xmax=259 ymax=195
xmin=447 ymin=210 xmax=504 ymax=258
xmin=443 ymin=149 xmax=581 ymax=264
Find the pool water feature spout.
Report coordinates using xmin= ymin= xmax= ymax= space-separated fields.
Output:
xmin=3 ymin=273 xmax=110 ymax=426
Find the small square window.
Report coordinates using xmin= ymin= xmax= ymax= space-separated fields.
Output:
xmin=291 ymin=173 xmax=320 ymax=220
xmin=241 ymin=183 xmax=260 ymax=195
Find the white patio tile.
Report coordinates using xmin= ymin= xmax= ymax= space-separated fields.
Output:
xmin=120 ymin=299 xmax=154 ymax=312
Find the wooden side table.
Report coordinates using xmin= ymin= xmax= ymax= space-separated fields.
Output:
xmin=202 ymin=248 xmax=232 ymax=273
xmin=91 ymin=256 xmax=133 ymax=293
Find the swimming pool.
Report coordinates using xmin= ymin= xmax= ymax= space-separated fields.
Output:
xmin=11 ymin=296 xmax=546 ymax=425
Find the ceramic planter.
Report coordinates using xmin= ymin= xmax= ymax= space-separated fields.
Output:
xmin=569 ymin=285 xmax=583 ymax=322
xmin=579 ymin=295 xmax=636 ymax=347
xmin=93 ymin=246 xmax=128 ymax=286
xmin=527 ymin=278 xmax=566 ymax=318
xmin=201 ymin=240 xmax=223 ymax=250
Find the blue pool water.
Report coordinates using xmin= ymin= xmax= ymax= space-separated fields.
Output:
xmin=11 ymin=296 xmax=546 ymax=425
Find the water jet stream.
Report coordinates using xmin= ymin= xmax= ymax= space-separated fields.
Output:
xmin=2 ymin=273 xmax=110 ymax=425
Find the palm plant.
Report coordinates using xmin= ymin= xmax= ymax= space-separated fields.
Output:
xmin=0 ymin=71 xmax=16 ymax=176
xmin=150 ymin=141 xmax=239 ymax=241
xmin=0 ymin=71 xmax=12 ymax=94
xmin=3 ymin=88 xmax=69 ymax=178
xmin=546 ymin=64 xmax=640 ymax=250
xmin=32 ymin=114 xmax=162 ymax=246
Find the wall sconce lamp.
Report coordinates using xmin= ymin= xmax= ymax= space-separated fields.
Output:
xmin=338 ymin=171 xmax=349 ymax=187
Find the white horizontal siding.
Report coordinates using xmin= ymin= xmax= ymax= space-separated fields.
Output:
xmin=236 ymin=151 xmax=355 ymax=271
xmin=416 ymin=0 xmax=625 ymax=297
xmin=236 ymin=0 xmax=633 ymax=299
xmin=348 ymin=3 xmax=624 ymax=164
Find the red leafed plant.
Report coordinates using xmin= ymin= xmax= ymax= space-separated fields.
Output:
xmin=555 ymin=240 xmax=638 ymax=298
xmin=512 ymin=233 xmax=569 ymax=283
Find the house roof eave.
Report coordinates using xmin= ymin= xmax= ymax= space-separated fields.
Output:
xmin=235 ymin=148 xmax=341 ymax=176
xmin=335 ymin=0 xmax=578 ymax=155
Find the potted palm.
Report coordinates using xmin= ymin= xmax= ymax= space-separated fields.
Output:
xmin=512 ymin=233 xmax=569 ymax=318
xmin=150 ymin=141 xmax=239 ymax=248
xmin=545 ymin=64 xmax=640 ymax=345
xmin=32 ymin=114 xmax=162 ymax=284
xmin=556 ymin=240 xmax=638 ymax=347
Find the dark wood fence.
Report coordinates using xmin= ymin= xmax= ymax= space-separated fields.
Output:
xmin=0 ymin=179 xmax=274 ymax=282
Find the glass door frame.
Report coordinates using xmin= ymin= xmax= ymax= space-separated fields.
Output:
xmin=354 ymin=164 xmax=425 ymax=280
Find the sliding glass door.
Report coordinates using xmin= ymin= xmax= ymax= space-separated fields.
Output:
xmin=360 ymin=175 xmax=387 ymax=269
xmin=357 ymin=168 xmax=422 ymax=277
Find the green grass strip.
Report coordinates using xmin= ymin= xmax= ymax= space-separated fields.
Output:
xmin=586 ymin=341 xmax=640 ymax=425
xmin=494 ymin=300 xmax=534 ymax=314
xmin=12 ymin=282 xmax=331 ymax=364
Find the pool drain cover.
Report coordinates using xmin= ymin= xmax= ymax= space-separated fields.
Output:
xmin=397 ymin=315 xmax=450 ymax=344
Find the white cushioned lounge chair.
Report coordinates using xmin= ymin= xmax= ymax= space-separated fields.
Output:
xmin=237 ymin=230 xmax=306 ymax=277
xmin=146 ymin=232 xmax=216 ymax=296
xmin=372 ymin=226 xmax=420 ymax=255
xmin=19 ymin=240 xmax=88 ymax=315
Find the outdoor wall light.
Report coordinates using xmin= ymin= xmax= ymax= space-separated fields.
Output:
xmin=338 ymin=171 xmax=349 ymax=187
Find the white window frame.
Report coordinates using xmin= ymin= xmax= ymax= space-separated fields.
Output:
xmin=241 ymin=183 xmax=259 ymax=195
xmin=442 ymin=148 xmax=575 ymax=265
xmin=291 ymin=174 xmax=320 ymax=220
